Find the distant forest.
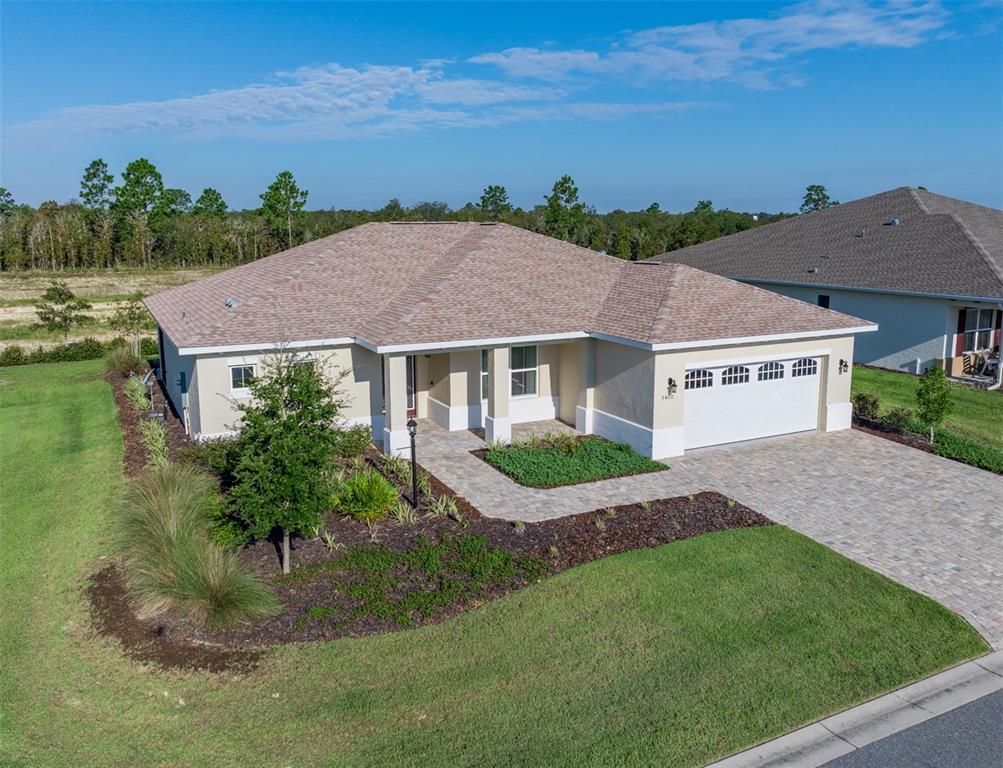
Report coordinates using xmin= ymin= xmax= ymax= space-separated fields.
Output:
xmin=0 ymin=158 xmax=803 ymax=271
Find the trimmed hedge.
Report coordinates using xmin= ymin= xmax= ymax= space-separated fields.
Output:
xmin=927 ymin=425 xmax=1003 ymax=475
xmin=0 ymin=336 xmax=158 ymax=367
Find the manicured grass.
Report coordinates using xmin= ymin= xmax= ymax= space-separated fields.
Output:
xmin=852 ymin=365 xmax=1003 ymax=452
xmin=0 ymin=361 xmax=987 ymax=768
xmin=483 ymin=436 xmax=667 ymax=487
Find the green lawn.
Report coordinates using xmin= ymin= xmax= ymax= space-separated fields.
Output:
xmin=852 ymin=365 xmax=1003 ymax=452
xmin=0 ymin=361 xmax=987 ymax=768
xmin=483 ymin=436 xmax=667 ymax=487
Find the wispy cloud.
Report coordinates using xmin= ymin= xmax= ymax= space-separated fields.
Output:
xmin=470 ymin=0 xmax=949 ymax=87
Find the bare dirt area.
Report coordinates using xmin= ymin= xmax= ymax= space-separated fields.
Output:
xmin=0 ymin=267 xmax=217 ymax=303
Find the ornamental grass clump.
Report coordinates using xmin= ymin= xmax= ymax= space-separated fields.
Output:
xmin=106 ymin=345 xmax=143 ymax=376
xmin=137 ymin=418 xmax=169 ymax=468
xmin=335 ymin=469 xmax=399 ymax=526
xmin=123 ymin=375 xmax=150 ymax=411
xmin=119 ymin=463 xmax=277 ymax=628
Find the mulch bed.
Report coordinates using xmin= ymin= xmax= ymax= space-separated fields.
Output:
xmin=106 ymin=365 xmax=188 ymax=477
xmin=852 ymin=416 xmax=933 ymax=454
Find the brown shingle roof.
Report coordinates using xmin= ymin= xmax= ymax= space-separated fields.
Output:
xmin=645 ymin=187 xmax=1003 ymax=299
xmin=146 ymin=222 xmax=869 ymax=351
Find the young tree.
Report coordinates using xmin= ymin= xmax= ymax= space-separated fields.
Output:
xmin=112 ymin=158 xmax=164 ymax=215
xmin=259 ymin=171 xmax=308 ymax=249
xmin=478 ymin=185 xmax=512 ymax=219
xmin=228 ymin=353 xmax=348 ymax=574
xmin=0 ymin=187 xmax=15 ymax=218
xmin=915 ymin=365 xmax=954 ymax=443
xmin=543 ymin=175 xmax=587 ymax=242
xmin=80 ymin=159 xmax=114 ymax=209
xmin=153 ymin=188 xmax=192 ymax=218
xmin=109 ymin=293 xmax=151 ymax=356
xmin=192 ymin=187 xmax=228 ymax=218
xmin=800 ymin=184 xmax=839 ymax=214
xmin=34 ymin=280 xmax=92 ymax=339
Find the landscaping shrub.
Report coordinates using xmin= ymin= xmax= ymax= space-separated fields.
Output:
xmin=106 ymin=345 xmax=143 ymax=375
xmin=0 ymin=336 xmax=158 ymax=367
xmin=334 ymin=469 xmax=399 ymax=525
xmin=0 ymin=345 xmax=27 ymax=367
xmin=180 ymin=435 xmax=241 ymax=488
xmin=334 ymin=424 xmax=373 ymax=458
xmin=851 ymin=392 xmax=880 ymax=420
xmin=119 ymin=463 xmax=277 ymax=627
xmin=483 ymin=437 xmax=667 ymax=488
xmin=927 ymin=427 xmax=1003 ymax=474
xmin=140 ymin=336 xmax=159 ymax=357
xmin=883 ymin=407 xmax=913 ymax=433
xmin=137 ymin=418 xmax=169 ymax=468
xmin=123 ymin=375 xmax=151 ymax=411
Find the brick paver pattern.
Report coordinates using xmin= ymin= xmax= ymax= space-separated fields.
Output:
xmin=414 ymin=420 xmax=1003 ymax=648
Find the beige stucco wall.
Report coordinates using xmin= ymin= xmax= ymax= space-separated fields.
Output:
xmin=593 ymin=340 xmax=656 ymax=428
xmin=192 ymin=343 xmax=382 ymax=437
xmin=557 ymin=341 xmax=585 ymax=423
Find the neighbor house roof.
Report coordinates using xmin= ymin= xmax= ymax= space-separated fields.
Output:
xmin=146 ymin=222 xmax=871 ymax=353
xmin=645 ymin=187 xmax=1003 ymax=300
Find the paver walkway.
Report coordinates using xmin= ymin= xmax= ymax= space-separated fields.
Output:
xmin=415 ymin=420 xmax=1003 ymax=647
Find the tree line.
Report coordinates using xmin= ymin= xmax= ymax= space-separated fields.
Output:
xmin=0 ymin=159 xmax=836 ymax=271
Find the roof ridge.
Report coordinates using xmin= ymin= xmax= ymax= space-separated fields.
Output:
xmin=647 ymin=263 xmax=682 ymax=340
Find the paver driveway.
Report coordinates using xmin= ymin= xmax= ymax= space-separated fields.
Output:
xmin=416 ymin=421 xmax=1003 ymax=648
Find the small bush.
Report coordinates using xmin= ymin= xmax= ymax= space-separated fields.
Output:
xmin=180 ymin=436 xmax=241 ymax=487
xmin=119 ymin=463 xmax=277 ymax=627
xmin=334 ymin=424 xmax=372 ymax=458
xmin=852 ymin=392 xmax=880 ymax=420
xmin=883 ymin=407 xmax=914 ymax=433
xmin=390 ymin=500 xmax=418 ymax=525
xmin=428 ymin=494 xmax=457 ymax=519
xmin=106 ymin=345 xmax=143 ymax=375
xmin=0 ymin=345 xmax=27 ymax=367
xmin=928 ymin=428 xmax=1003 ymax=474
xmin=335 ymin=470 xmax=399 ymax=524
xmin=0 ymin=336 xmax=158 ymax=367
xmin=123 ymin=375 xmax=151 ymax=411
xmin=139 ymin=336 xmax=159 ymax=357
xmin=137 ymin=418 xmax=169 ymax=468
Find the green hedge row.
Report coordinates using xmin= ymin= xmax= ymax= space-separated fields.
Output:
xmin=927 ymin=425 xmax=1003 ymax=475
xmin=0 ymin=336 xmax=158 ymax=367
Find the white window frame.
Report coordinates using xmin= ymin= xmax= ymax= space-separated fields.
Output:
xmin=229 ymin=364 xmax=255 ymax=398
xmin=509 ymin=345 xmax=538 ymax=398
xmin=721 ymin=365 xmax=750 ymax=386
xmin=480 ymin=349 xmax=489 ymax=401
xmin=757 ymin=361 xmax=784 ymax=381
xmin=685 ymin=369 xmax=713 ymax=389
xmin=962 ymin=308 xmax=995 ymax=354
xmin=791 ymin=358 xmax=818 ymax=377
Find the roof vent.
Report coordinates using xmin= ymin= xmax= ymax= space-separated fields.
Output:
xmin=887 ymin=218 xmax=900 ymax=226
xmin=224 ymin=297 xmax=238 ymax=309
xmin=855 ymin=227 xmax=866 ymax=238
xmin=182 ymin=311 xmax=191 ymax=325
xmin=807 ymin=266 xmax=818 ymax=274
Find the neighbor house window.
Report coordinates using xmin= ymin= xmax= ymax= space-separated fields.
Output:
xmin=230 ymin=364 xmax=255 ymax=396
xmin=721 ymin=365 xmax=749 ymax=385
xmin=510 ymin=345 xmax=537 ymax=397
xmin=791 ymin=358 xmax=818 ymax=377
xmin=757 ymin=361 xmax=784 ymax=381
xmin=481 ymin=349 xmax=489 ymax=400
xmin=962 ymin=308 xmax=994 ymax=353
xmin=685 ymin=369 xmax=713 ymax=389
xmin=817 ymin=294 xmax=830 ymax=309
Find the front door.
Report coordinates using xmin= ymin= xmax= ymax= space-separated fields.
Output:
xmin=406 ymin=355 xmax=417 ymax=418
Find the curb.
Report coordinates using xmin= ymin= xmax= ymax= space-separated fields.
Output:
xmin=705 ymin=650 xmax=1003 ymax=768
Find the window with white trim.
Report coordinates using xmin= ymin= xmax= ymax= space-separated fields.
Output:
xmin=721 ymin=365 xmax=749 ymax=385
xmin=962 ymin=308 xmax=995 ymax=353
xmin=791 ymin=358 xmax=818 ymax=377
xmin=685 ymin=369 xmax=713 ymax=389
xmin=229 ymin=364 xmax=255 ymax=396
xmin=480 ymin=349 xmax=489 ymax=400
xmin=757 ymin=361 xmax=784 ymax=381
xmin=510 ymin=345 xmax=538 ymax=397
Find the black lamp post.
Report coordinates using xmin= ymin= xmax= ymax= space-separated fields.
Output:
xmin=406 ymin=418 xmax=418 ymax=507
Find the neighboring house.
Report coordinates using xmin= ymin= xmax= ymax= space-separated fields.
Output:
xmin=646 ymin=188 xmax=1003 ymax=382
xmin=145 ymin=222 xmax=874 ymax=458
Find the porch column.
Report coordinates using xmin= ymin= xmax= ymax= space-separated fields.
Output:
xmin=575 ymin=339 xmax=595 ymax=434
xmin=484 ymin=346 xmax=511 ymax=444
xmin=382 ymin=354 xmax=409 ymax=456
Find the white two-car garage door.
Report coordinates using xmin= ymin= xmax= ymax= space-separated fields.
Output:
xmin=683 ymin=357 xmax=822 ymax=450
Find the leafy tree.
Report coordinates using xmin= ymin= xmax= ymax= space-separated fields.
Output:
xmin=479 ymin=185 xmax=512 ymax=219
xmin=109 ymin=292 xmax=151 ymax=355
xmin=259 ymin=171 xmax=308 ymax=249
xmin=153 ymin=188 xmax=192 ymax=219
xmin=34 ymin=280 xmax=92 ymax=339
xmin=693 ymin=200 xmax=714 ymax=214
xmin=192 ymin=187 xmax=228 ymax=218
xmin=80 ymin=159 xmax=114 ymax=209
xmin=112 ymin=158 xmax=164 ymax=215
xmin=0 ymin=187 xmax=15 ymax=218
xmin=228 ymin=353 xmax=348 ymax=573
xmin=645 ymin=202 xmax=661 ymax=213
xmin=800 ymin=184 xmax=839 ymax=214
xmin=543 ymin=175 xmax=587 ymax=242
xmin=915 ymin=365 xmax=953 ymax=443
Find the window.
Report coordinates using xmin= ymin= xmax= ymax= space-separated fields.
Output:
xmin=481 ymin=349 xmax=489 ymax=400
xmin=962 ymin=308 xmax=995 ymax=353
xmin=817 ymin=294 xmax=830 ymax=309
xmin=685 ymin=369 xmax=713 ymax=389
xmin=757 ymin=361 xmax=784 ymax=381
xmin=229 ymin=364 xmax=255 ymax=395
xmin=721 ymin=365 xmax=749 ymax=385
xmin=510 ymin=345 xmax=537 ymax=397
xmin=791 ymin=358 xmax=818 ymax=377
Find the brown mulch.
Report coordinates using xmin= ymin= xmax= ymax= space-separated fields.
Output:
xmin=106 ymin=365 xmax=188 ymax=477
xmin=852 ymin=417 xmax=933 ymax=453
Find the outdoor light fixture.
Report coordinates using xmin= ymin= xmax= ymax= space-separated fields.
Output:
xmin=839 ymin=359 xmax=849 ymax=374
xmin=667 ymin=378 xmax=678 ymax=397
xmin=406 ymin=418 xmax=419 ymax=507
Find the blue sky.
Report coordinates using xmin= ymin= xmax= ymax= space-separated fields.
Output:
xmin=2 ymin=1 xmax=1001 ymax=212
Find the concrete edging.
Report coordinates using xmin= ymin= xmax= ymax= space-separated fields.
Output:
xmin=705 ymin=650 xmax=1003 ymax=768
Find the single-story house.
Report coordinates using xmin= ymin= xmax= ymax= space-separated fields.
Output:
xmin=646 ymin=187 xmax=1003 ymax=384
xmin=145 ymin=222 xmax=875 ymax=458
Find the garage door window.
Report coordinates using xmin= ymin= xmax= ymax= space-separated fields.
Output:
xmin=791 ymin=358 xmax=818 ymax=377
xmin=721 ymin=365 xmax=749 ymax=385
xmin=757 ymin=361 xmax=784 ymax=381
xmin=685 ymin=369 xmax=713 ymax=389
